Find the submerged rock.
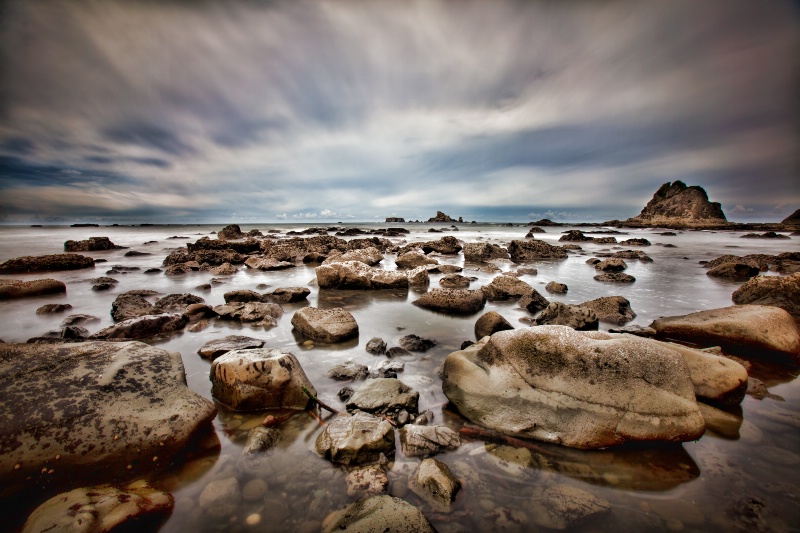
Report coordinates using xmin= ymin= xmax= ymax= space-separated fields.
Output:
xmin=291 ymin=307 xmax=359 ymax=343
xmin=322 ymin=494 xmax=435 ymax=533
xmin=732 ymin=272 xmax=800 ymax=318
xmin=441 ymin=327 xmax=705 ymax=448
xmin=0 ymin=279 xmax=66 ymax=300
xmin=413 ymin=288 xmax=486 ymax=314
xmin=529 ymin=484 xmax=611 ymax=530
xmin=345 ymin=465 xmax=389 ymax=497
xmin=410 ymin=458 xmax=461 ymax=511
xmin=0 ymin=341 xmax=216 ymax=496
xmin=315 ymin=411 xmax=395 ymax=465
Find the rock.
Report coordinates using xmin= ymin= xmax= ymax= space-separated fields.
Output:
xmin=209 ymin=262 xmax=237 ymax=275
xmin=619 ymin=238 xmax=651 ymax=246
xmin=410 ymin=458 xmax=461 ymax=510
xmin=654 ymin=341 xmax=748 ymax=405
xmin=316 ymin=261 xmax=408 ymax=290
xmin=559 ymin=230 xmax=594 ymax=242
xmin=439 ymin=274 xmax=472 ymax=288
xmin=519 ymin=290 xmax=550 ymax=313
xmin=650 ymin=305 xmax=800 ymax=358
xmin=269 ymin=286 xmax=311 ymax=303
xmin=321 ymin=495 xmax=435 ymax=533
xmin=534 ymin=302 xmax=599 ymax=331
xmin=781 ymin=208 xmax=800 ymax=226
xmin=0 ymin=341 xmax=216 ymax=495
xmin=507 ymin=239 xmax=568 ymax=261
xmin=732 ymin=273 xmax=800 ymax=318
xmin=210 ymin=348 xmax=315 ymax=410
xmin=325 ymin=247 xmax=384 ymax=266
xmin=481 ymin=275 xmax=534 ymax=300
xmin=111 ymin=292 xmax=157 ymax=321
xmin=184 ymin=303 xmax=218 ymax=321
xmin=244 ymin=256 xmax=295 ymax=271
xmin=89 ymin=313 xmax=188 ymax=340
xmin=387 ymin=347 xmax=411 ymax=358
xmin=441 ymin=327 xmax=705 ymax=448
xmin=475 ymin=311 xmax=514 ymax=339
xmin=405 ymin=266 xmax=430 ymax=286
xmin=594 ymin=272 xmax=636 ymax=283
xmin=213 ymin=302 xmax=284 ymax=327
xmin=61 ymin=314 xmax=100 ymax=327
xmin=608 ymin=324 xmax=656 ymax=337
xmin=706 ymin=262 xmax=760 ymax=279
xmin=396 ymin=251 xmax=438 ymax=268
xmin=21 ymin=480 xmax=173 ymax=533
xmin=529 ymin=484 xmax=611 ymax=530
xmin=0 ymin=254 xmax=95 ymax=274
xmin=199 ymin=477 xmax=241 ymax=518
xmin=92 ymin=283 xmax=113 ymax=291
xmin=741 ymin=231 xmax=790 ymax=239
xmin=372 ymin=360 xmax=405 ymax=379
xmin=399 ymin=425 xmax=460 ymax=457
xmin=154 ymin=293 xmax=205 ymax=313
xmin=593 ymin=236 xmax=617 ymax=244
xmin=515 ymin=267 xmax=538 ymax=276
xmin=427 ymin=210 xmax=456 ymax=223
xmin=63 ymin=236 xmax=122 ymax=252
xmin=463 ymin=242 xmax=508 ymax=262
xmin=365 ymin=337 xmax=387 ymax=355
xmin=217 ymin=224 xmax=245 ymax=240
xmin=345 ymin=465 xmax=389 ymax=496
xmin=327 ymin=360 xmax=369 ymax=381
xmin=595 ymin=258 xmax=627 ymax=272
xmin=420 ymin=236 xmax=462 ymax=255
xmin=429 ymin=264 xmax=462 ymax=274
xmin=0 ymin=279 xmax=66 ymax=300
xmin=223 ymin=289 xmax=264 ymax=303
xmin=527 ymin=225 xmax=546 ymax=233
xmin=315 ymin=411 xmax=395 ymax=465
xmin=398 ymin=334 xmax=438 ymax=352
xmin=545 ymin=281 xmax=568 ymax=294
xmin=197 ymin=335 xmax=266 ymax=360
xmin=242 ymin=426 xmax=280 ymax=455
xmin=291 ymin=307 xmax=359 ymax=343
xmin=241 ymin=478 xmax=270 ymax=502
xmin=623 ymin=180 xmax=727 ymax=227
xmin=413 ymin=288 xmax=486 ymax=314
xmin=346 ymin=378 xmax=419 ymax=418
xmin=578 ymin=296 xmax=636 ymax=325
xmin=124 ymin=250 xmax=151 ymax=257
xmin=612 ymin=250 xmax=652 ymax=262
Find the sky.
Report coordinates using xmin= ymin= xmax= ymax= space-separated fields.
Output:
xmin=0 ymin=0 xmax=798 ymax=224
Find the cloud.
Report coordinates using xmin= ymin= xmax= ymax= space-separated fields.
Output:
xmin=730 ymin=204 xmax=754 ymax=214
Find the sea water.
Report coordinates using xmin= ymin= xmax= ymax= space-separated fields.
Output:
xmin=0 ymin=223 xmax=798 ymax=532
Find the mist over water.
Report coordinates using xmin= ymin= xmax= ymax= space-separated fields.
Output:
xmin=0 ymin=223 xmax=798 ymax=531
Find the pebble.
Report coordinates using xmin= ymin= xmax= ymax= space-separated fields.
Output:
xmin=246 ymin=513 xmax=261 ymax=526
xmin=242 ymin=479 xmax=269 ymax=501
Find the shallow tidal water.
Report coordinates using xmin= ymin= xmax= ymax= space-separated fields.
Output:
xmin=0 ymin=222 xmax=798 ymax=532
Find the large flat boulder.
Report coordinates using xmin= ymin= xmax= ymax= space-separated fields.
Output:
xmin=650 ymin=305 xmax=800 ymax=358
xmin=0 ymin=341 xmax=216 ymax=496
xmin=731 ymin=273 xmax=800 ymax=319
xmin=63 ymin=236 xmax=122 ymax=252
xmin=507 ymin=239 xmax=568 ymax=261
xmin=291 ymin=307 xmax=359 ymax=343
xmin=0 ymin=254 xmax=95 ymax=274
xmin=89 ymin=313 xmax=188 ymax=340
xmin=0 ymin=279 xmax=66 ymax=300
xmin=197 ymin=335 xmax=266 ymax=360
xmin=315 ymin=411 xmax=395 ymax=465
xmin=316 ymin=261 xmax=408 ymax=290
xmin=441 ymin=326 xmax=705 ymax=449
xmin=413 ymin=288 xmax=486 ymax=314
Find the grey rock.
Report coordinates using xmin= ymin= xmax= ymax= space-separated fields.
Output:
xmin=413 ymin=288 xmax=486 ymax=314
xmin=398 ymin=334 xmax=438 ymax=352
xmin=535 ymin=302 xmax=598 ymax=331
xmin=529 ymin=484 xmax=611 ymax=530
xmin=347 ymin=378 xmax=419 ymax=418
xmin=291 ymin=307 xmax=359 ymax=343
xmin=197 ymin=335 xmax=266 ymax=360
xmin=315 ymin=411 xmax=395 ymax=465
xmin=327 ymin=360 xmax=369 ymax=381
xmin=365 ymin=337 xmax=387 ymax=355
xmin=399 ymin=425 xmax=461 ymax=457
xmin=89 ymin=313 xmax=188 ymax=340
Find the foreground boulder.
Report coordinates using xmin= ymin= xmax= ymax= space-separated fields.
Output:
xmin=315 ymin=411 xmax=395 ymax=465
xmin=322 ymin=495 xmax=435 ymax=533
xmin=210 ymin=348 xmax=315 ymax=411
xmin=731 ymin=273 xmax=800 ymax=319
xmin=22 ymin=480 xmax=173 ymax=533
xmin=316 ymin=261 xmax=408 ymax=290
xmin=650 ymin=305 xmax=800 ymax=358
xmin=89 ymin=313 xmax=188 ymax=340
xmin=0 ymin=279 xmax=66 ymax=300
xmin=291 ymin=307 xmax=359 ymax=343
xmin=413 ymin=288 xmax=486 ymax=314
xmin=0 ymin=254 xmax=95 ymax=274
xmin=0 ymin=341 xmax=216 ymax=495
xmin=441 ymin=327 xmax=705 ymax=448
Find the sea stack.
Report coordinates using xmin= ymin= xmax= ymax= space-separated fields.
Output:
xmin=624 ymin=181 xmax=728 ymax=228
xmin=781 ymin=208 xmax=800 ymax=227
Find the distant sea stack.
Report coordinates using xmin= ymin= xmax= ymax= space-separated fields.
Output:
xmin=624 ymin=181 xmax=728 ymax=228
xmin=385 ymin=217 xmax=406 ymax=223
xmin=427 ymin=211 xmax=463 ymax=223
xmin=781 ymin=208 xmax=800 ymax=227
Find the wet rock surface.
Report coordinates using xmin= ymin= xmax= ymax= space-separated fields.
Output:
xmin=315 ymin=411 xmax=395 ymax=465
xmin=399 ymin=424 xmax=461 ymax=457
xmin=413 ymin=288 xmax=486 ymax=314
xmin=534 ymin=302 xmax=599 ymax=331
xmin=475 ymin=310 xmax=514 ymax=339
xmin=322 ymin=494 xmax=435 ymax=533
xmin=481 ymin=274 xmax=534 ymax=300
xmin=197 ymin=335 xmax=266 ymax=359
xmin=346 ymin=378 xmax=419 ymax=419
xmin=732 ymin=272 xmax=800 ymax=318
xmin=291 ymin=306 xmax=359 ymax=343
xmin=0 ymin=254 xmax=95 ymax=274
xmin=0 ymin=278 xmax=66 ymax=299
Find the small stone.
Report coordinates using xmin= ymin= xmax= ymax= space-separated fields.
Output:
xmin=545 ymin=281 xmax=568 ymax=293
xmin=242 ymin=479 xmax=269 ymax=502
xmin=246 ymin=513 xmax=262 ymax=526
xmin=366 ymin=337 xmax=387 ymax=355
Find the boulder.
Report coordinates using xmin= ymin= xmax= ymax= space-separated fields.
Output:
xmin=316 ymin=261 xmax=408 ymax=290
xmin=579 ymin=296 xmax=636 ymax=325
xmin=0 ymin=341 xmax=216 ymax=495
xmin=439 ymin=274 xmax=472 ymax=288
xmin=594 ymin=272 xmax=636 ymax=283
xmin=210 ymin=348 xmax=315 ymax=411
xmin=595 ymin=258 xmax=627 ymax=272
xmin=624 ymin=180 xmax=727 ymax=227
xmin=650 ymin=305 xmax=800 ymax=358
xmin=612 ymin=250 xmax=652 ymax=262
xmin=529 ymin=484 xmax=611 ymax=530
xmin=89 ymin=313 xmax=188 ymax=340
xmin=63 ymin=236 xmax=122 ymax=252
xmin=322 ymin=495 xmax=435 ymax=533
xmin=508 ymin=240 xmax=568 ymax=261
xmin=559 ymin=230 xmax=594 ymax=242
xmin=346 ymin=378 xmax=419 ymax=418
xmin=405 ymin=266 xmax=430 ymax=287
xmin=519 ymin=290 xmax=550 ymax=313
xmin=545 ymin=281 xmax=568 ymax=294
xmin=731 ymin=273 xmax=800 ymax=318
xmin=36 ymin=303 xmax=73 ymax=314
xmin=345 ymin=465 xmax=389 ymax=497
xmin=462 ymin=242 xmax=508 ymax=262
xmin=213 ymin=302 xmax=284 ymax=327
xmin=315 ymin=411 xmax=395 ymax=465
xmin=209 ymin=262 xmax=238 ymax=275
xmin=0 ymin=279 xmax=66 ymax=300
xmin=111 ymin=292 xmax=157 ymax=321
xmin=269 ymin=286 xmax=311 ymax=303
xmin=291 ymin=307 xmax=359 ymax=343
xmin=410 ymin=458 xmax=461 ymax=511
xmin=441 ymin=327 xmax=705 ymax=448
xmin=365 ymin=337 xmax=387 ymax=355
xmin=197 ymin=335 xmax=266 ymax=360
xmin=593 ymin=236 xmax=617 ymax=244
xmin=398 ymin=334 xmax=438 ymax=352
xmin=217 ymin=224 xmax=244 ymax=240
xmin=154 ymin=293 xmax=204 ymax=312
xmin=244 ymin=256 xmax=295 ymax=271
xmin=61 ymin=314 xmax=101 ymax=327
xmin=21 ymin=480 xmax=173 ymax=533
xmin=0 ymin=254 xmax=95 ymax=274
xmin=399 ymin=425 xmax=461 ymax=457
xmin=395 ymin=251 xmax=438 ymax=268
xmin=324 ymin=247 xmax=384 ymax=266
xmin=413 ymin=288 xmax=486 ymax=314
xmin=481 ymin=275 xmax=534 ymax=300
xmin=326 ymin=360 xmax=369 ymax=381
xmin=223 ymin=289 xmax=264 ymax=303
xmin=421 ymin=236 xmax=462 ymax=254
xmin=706 ymin=263 xmax=760 ymax=280
xmin=534 ymin=302 xmax=599 ymax=331
xmin=620 ymin=238 xmax=651 ymax=246
xmin=475 ymin=311 xmax=514 ymax=339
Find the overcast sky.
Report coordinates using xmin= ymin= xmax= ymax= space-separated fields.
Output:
xmin=0 ymin=0 xmax=798 ymax=224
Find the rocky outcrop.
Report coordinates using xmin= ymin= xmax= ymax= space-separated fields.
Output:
xmin=508 ymin=239 xmax=567 ymax=261
xmin=63 ymin=236 xmax=122 ymax=252
xmin=650 ymin=305 xmax=800 ymax=357
xmin=395 ymin=251 xmax=438 ymax=269
xmin=323 ymin=247 xmax=384 ymax=266
xmin=463 ymin=242 xmax=508 ymax=262
xmin=322 ymin=495 xmax=435 ymax=533
xmin=218 ymin=224 xmax=245 ymax=240
xmin=481 ymin=275 xmax=534 ymax=300
xmin=316 ymin=261 xmax=408 ymax=290
xmin=427 ymin=211 xmax=456 ymax=223
xmin=210 ymin=348 xmax=315 ymax=410
xmin=624 ymin=181 xmax=727 ymax=227
xmin=315 ymin=411 xmax=395 ymax=465
xmin=22 ymin=480 xmax=173 ymax=533
xmin=534 ymin=302 xmax=599 ymax=331
xmin=413 ymin=288 xmax=486 ymax=314
xmin=732 ymin=273 xmax=800 ymax=318
xmin=213 ymin=302 xmax=284 ymax=327
xmin=0 ymin=341 xmax=216 ymax=496
xmin=417 ymin=236 xmax=462 ymax=255
xmin=579 ymin=296 xmax=636 ymax=325
xmin=441 ymin=327 xmax=705 ymax=448
xmin=291 ymin=307 xmax=359 ymax=343
xmin=0 ymin=254 xmax=95 ymax=274
xmin=781 ymin=208 xmax=800 ymax=226
xmin=0 ymin=278 xmax=66 ymax=300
